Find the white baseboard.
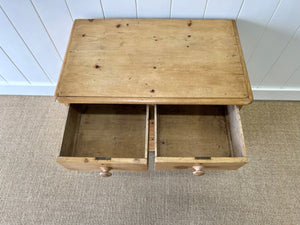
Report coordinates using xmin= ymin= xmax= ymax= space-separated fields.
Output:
xmin=253 ymin=88 xmax=300 ymax=101
xmin=0 ymin=84 xmax=56 ymax=96
xmin=1 ymin=85 xmax=300 ymax=101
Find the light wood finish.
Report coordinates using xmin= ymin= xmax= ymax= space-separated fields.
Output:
xmin=148 ymin=105 xmax=155 ymax=151
xmin=155 ymin=157 xmax=247 ymax=170
xmin=157 ymin=105 xmax=232 ymax=157
xmin=192 ymin=166 xmax=205 ymax=176
xmin=55 ymin=19 xmax=253 ymax=105
xmin=148 ymin=119 xmax=155 ymax=151
xmin=155 ymin=105 xmax=247 ymax=170
xmin=56 ymin=157 xmax=148 ymax=172
xmin=227 ymin=105 xmax=247 ymax=157
xmin=55 ymin=19 xmax=252 ymax=174
xmin=99 ymin=167 xmax=112 ymax=177
xmin=57 ymin=104 xmax=149 ymax=172
xmin=56 ymin=97 xmax=253 ymax=105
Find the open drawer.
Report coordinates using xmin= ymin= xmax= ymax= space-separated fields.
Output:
xmin=57 ymin=104 xmax=149 ymax=177
xmin=154 ymin=105 xmax=247 ymax=175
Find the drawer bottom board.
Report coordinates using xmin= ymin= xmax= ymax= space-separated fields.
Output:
xmin=157 ymin=105 xmax=232 ymax=157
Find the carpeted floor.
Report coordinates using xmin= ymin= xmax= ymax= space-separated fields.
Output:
xmin=0 ymin=96 xmax=299 ymax=225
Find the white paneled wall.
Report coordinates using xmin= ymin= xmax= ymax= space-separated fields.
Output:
xmin=138 ymin=0 xmax=171 ymax=18
xmin=31 ymin=0 xmax=73 ymax=58
xmin=0 ymin=47 xmax=29 ymax=84
xmin=236 ymin=0 xmax=281 ymax=62
xmin=171 ymin=0 xmax=206 ymax=18
xmin=1 ymin=1 xmax=62 ymax=83
xmin=204 ymin=0 xmax=244 ymax=19
xmin=102 ymin=0 xmax=136 ymax=18
xmin=0 ymin=0 xmax=300 ymax=100
xmin=66 ymin=0 xmax=104 ymax=19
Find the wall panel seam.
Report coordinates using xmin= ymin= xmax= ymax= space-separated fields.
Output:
xmin=30 ymin=0 xmax=63 ymax=61
xmin=169 ymin=0 xmax=172 ymax=19
xmin=135 ymin=0 xmax=138 ymax=18
xmin=236 ymin=0 xmax=245 ymax=20
xmin=64 ymin=0 xmax=74 ymax=21
xmin=257 ymin=25 xmax=300 ymax=88
xmin=0 ymin=6 xmax=53 ymax=84
xmin=246 ymin=0 xmax=283 ymax=64
xmin=281 ymin=64 xmax=300 ymax=88
xmin=0 ymin=73 xmax=9 ymax=84
xmin=203 ymin=0 xmax=209 ymax=19
xmin=99 ymin=0 xmax=105 ymax=19
xmin=0 ymin=47 xmax=31 ymax=84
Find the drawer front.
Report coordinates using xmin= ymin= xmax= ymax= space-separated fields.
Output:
xmin=154 ymin=105 xmax=247 ymax=173
xmin=57 ymin=157 xmax=148 ymax=172
xmin=57 ymin=104 xmax=149 ymax=175
xmin=155 ymin=157 xmax=247 ymax=171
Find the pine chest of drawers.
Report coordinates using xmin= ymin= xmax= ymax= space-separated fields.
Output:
xmin=55 ymin=19 xmax=253 ymax=177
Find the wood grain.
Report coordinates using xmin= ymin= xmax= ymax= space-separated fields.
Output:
xmin=57 ymin=157 xmax=148 ymax=171
xmin=155 ymin=157 xmax=247 ymax=170
xmin=58 ymin=104 xmax=149 ymax=171
xmin=148 ymin=105 xmax=155 ymax=151
xmin=148 ymin=119 xmax=155 ymax=151
xmin=157 ymin=105 xmax=232 ymax=157
xmin=55 ymin=19 xmax=252 ymax=105
xmin=154 ymin=105 xmax=247 ymax=170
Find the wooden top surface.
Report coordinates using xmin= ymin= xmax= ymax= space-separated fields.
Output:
xmin=55 ymin=19 xmax=253 ymax=105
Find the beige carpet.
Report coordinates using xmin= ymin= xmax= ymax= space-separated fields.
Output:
xmin=0 ymin=96 xmax=299 ymax=225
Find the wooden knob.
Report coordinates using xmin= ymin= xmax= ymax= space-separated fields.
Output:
xmin=192 ymin=166 xmax=205 ymax=176
xmin=99 ymin=167 xmax=112 ymax=177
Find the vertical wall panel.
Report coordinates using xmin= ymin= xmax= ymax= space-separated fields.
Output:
xmin=0 ymin=1 xmax=62 ymax=82
xmin=0 ymin=48 xmax=28 ymax=84
xmin=237 ymin=0 xmax=280 ymax=61
xmin=284 ymin=66 xmax=300 ymax=89
xmin=204 ymin=0 xmax=243 ymax=19
xmin=137 ymin=0 xmax=171 ymax=18
xmin=102 ymin=0 xmax=136 ymax=18
xmin=247 ymin=0 xmax=300 ymax=87
xmin=31 ymin=0 xmax=73 ymax=58
xmin=171 ymin=0 xmax=206 ymax=18
xmin=66 ymin=0 xmax=103 ymax=19
xmin=259 ymin=27 xmax=300 ymax=88
xmin=0 ymin=8 xmax=50 ymax=84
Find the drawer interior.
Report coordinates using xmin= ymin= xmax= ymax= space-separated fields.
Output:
xmin=155 ymin=105 xmax=245 ymax=158
xmin=60 ymin=104 xmax=148 ymax=159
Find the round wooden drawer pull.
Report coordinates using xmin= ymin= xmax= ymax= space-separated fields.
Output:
xmin=192 ymin=166 xmax=205 ymax=176
xmin=99 ymin=167 xmax=112 ymax=177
